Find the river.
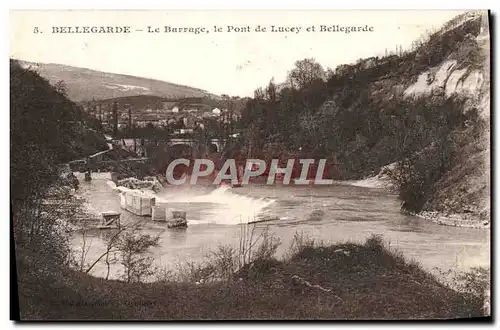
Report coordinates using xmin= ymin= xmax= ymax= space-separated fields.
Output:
xmin=71 ymin=172 xmax=490 ymax=281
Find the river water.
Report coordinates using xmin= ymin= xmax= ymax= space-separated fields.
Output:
xmin=71 ymin=172 xmax=490 ymax=281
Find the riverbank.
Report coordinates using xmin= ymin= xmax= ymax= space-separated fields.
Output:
xmin=16 ymin=235 xmax=487 ymax=320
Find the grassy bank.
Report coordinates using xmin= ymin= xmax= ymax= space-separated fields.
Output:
xmin=15 ymin=235 xmax=487 ymax=320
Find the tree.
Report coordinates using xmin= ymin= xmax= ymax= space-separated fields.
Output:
xmin=128 ymin=107 xmax=132 ymax=133
xmin=288 ymin=58 xmax=326 ymax=90
xmin=299 ymin=111 xmax=319 ymax=149
xmin=265 ymin=78 xmax=277 ymax=103
xmin=116 ymin=229 xmax=160 ymax=283
xmin=253 ymin=87 xmax=265 ymax=101
xmin=221 ymin=94 xmax=236 ymax=138
xmin=98 ymin=104 xmax=103 ymax=123
xmin=325 ymin=67 xmax=336 ymax=80
xmin=112 ymin=100 xmax=118 ymax=136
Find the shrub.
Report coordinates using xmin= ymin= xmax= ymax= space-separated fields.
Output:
xmin=286 ymin=231 xmax=319 ymax=258
xmin=364 ymin=234 xmax=385 ymax=253
xmin=209 ymin=245 xmax=238 ymax=282
xmin=452 ymin=267 xmax=490 ymax=299
xmin=252 ymin=228 xmax=281 ymax=261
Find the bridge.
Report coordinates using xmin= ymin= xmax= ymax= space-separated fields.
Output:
xmin=116 ymin=136 xmax=228 ymax=156
xmin=68 ymin=135 xmax=229 ymax=175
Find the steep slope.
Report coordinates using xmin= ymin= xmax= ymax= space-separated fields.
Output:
xmin=15 ymin=61 xmax=215 ymax=102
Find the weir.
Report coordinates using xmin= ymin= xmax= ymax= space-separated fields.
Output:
xmin=103 ymin=174 xmax=276 ymax=226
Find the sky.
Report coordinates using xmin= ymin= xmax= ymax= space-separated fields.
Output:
xmin=10 ymin=10 xmax=469 ymax=97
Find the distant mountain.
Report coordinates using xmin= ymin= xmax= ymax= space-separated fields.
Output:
xmin=16 ymin=60 xmax=216 ymax=102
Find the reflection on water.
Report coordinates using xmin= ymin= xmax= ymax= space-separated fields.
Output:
xmin=72 ymin=172 xmax=490 ymax=281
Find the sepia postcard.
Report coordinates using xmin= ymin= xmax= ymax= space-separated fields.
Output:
xmin=10 ymin=9 xmax=491 ymax=321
